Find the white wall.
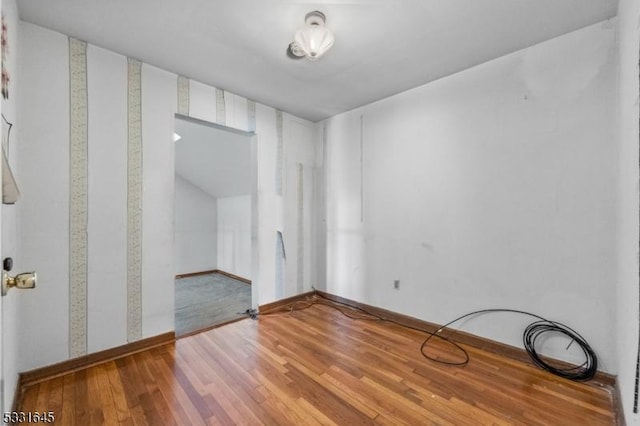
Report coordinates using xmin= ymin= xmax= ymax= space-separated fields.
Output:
xmin=616 ymin=0 xmax=640 ymax=423
xmin=140 ymin=63 xmax=177 ymax=338
xmin=174 ymin=175 xmax=217 ymax=275
xmin=16 ymin=21 xmax=70 ymax=374
xmin=217 ymin=195 xmax=251 ymax=279
xmin=255 ymin=103 xmax=279 ymax=304
xmin=283 ymin=117 xmax=317 ymax=294
xmin=86 ymin=44 xmax=127 ymax=354
xmin=314 ymin=121 xmax=327 ymax=294
xmin=16 ymin=21 xmax=317 ymax=374
xmin=323 ymin=21 xmax=618 ymax=371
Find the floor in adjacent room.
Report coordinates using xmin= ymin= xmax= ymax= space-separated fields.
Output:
xmin=174 ymin=272 xmax=251 ymax=336
xmin=18 ymin=298 xmax=617 ymax=425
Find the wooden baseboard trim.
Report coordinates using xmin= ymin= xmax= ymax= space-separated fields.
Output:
xmin=175 ymin=269 xmax=251 ymax=284
xmin=11 ymin=372 xmax=24 ymax=412
xmin=18 ymin=331 xmax=175 ymax=389
xmin=177 ymin=316 xmax=249 ymax=339
xmin=175 ymin=269 xmax=217 ymax=279
xmin=613 ymin=379 xmax=627 ymax=426
xmin=258 ymin=291 xmax=316 ymax=314
xmin=214 ymin=269 xmax=251 ymax=285
xmin=315 ymin=290 xmax=616 ymax=388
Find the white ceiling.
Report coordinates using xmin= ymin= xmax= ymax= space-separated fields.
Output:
xmin=18 ymin=0 xmax=618 ymax=122
xmin=174 ymin=117 xmax=252 ymax=199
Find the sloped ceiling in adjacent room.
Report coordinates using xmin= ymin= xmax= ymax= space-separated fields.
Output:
xmin=18 ymin=0 xmax=618 ymax=122
xmin=174 ymin=118 xmax=252 ymax=199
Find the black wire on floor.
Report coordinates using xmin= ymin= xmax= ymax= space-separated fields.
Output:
xmin=421 ymin=308 xmax=598 ymax=381
xmin=258 ymin=292 xmax=598 ymax=382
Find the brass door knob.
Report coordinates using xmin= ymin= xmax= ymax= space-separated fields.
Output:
xmin=1 ymin=271 xmax=36 ymax=296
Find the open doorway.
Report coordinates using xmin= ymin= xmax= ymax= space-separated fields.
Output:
xmin=173 ymin=114 xmax=254 ymax=337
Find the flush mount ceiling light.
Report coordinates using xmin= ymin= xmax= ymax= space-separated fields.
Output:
xmin=287 ymin=11 xmax=334 ymax=61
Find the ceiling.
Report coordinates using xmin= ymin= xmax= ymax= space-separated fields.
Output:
xmin=174 ymin=117 xmax=251 ymax=199
xmin=18 ymin=0 xmax=618 ymax=122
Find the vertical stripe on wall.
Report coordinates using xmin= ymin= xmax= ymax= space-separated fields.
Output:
xmin=127 ymin=58 xmax=143 ymax=342
xmin=635 ymin=44 xmax=640 ymax=414
xmin=177 ymin=76 xmax=190 ymax=116
xmin=216 ymin=88 xmax=226 ymax=125
xmin=275 ymin=110 xmax=283 ymax=195
xmin=247 ymin=100 xmax=256 ymax=132
xmin=275 ymin=231 xmax=285 ymax=299
xmin=296 ymin=163 xmax=304 ymax=293
xmin=69 ymin=38 xmax=89 ymax=358
xmin=360 ymin=115 xmax=364 ymax=222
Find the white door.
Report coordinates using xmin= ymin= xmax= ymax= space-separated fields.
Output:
xmin=0 ymin=96 xmax=5 ymax=414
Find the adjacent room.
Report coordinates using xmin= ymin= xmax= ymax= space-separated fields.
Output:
xmin=173 ymin=116 xmax=254 ymax=336
xmin=0 ymin=0 xmax=638 ymax=424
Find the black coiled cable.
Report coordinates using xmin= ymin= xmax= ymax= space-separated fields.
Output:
xmin=421 ymin=309 xmax=598 ymax=381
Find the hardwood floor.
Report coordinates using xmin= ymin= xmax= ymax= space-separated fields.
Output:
xmin=18 ymin=300 xmax=617 ymax=425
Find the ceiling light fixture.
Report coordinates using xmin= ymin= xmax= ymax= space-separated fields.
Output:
xmin=288 ymin=11 xmax=334 ymax=61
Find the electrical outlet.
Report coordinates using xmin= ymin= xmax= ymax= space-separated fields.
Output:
xmin=394 ymin=280 xmax=400 ymax=289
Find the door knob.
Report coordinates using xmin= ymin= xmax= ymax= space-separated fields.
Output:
xmin=2 ymin=271 xmax=36 ymax=296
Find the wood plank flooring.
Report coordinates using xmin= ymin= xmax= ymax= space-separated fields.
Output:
xmin=18 ymin=301 xmax=617 ymax=425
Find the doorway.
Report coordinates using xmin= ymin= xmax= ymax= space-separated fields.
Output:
xmin=173 ymin=115 xmax=255 ymax=336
